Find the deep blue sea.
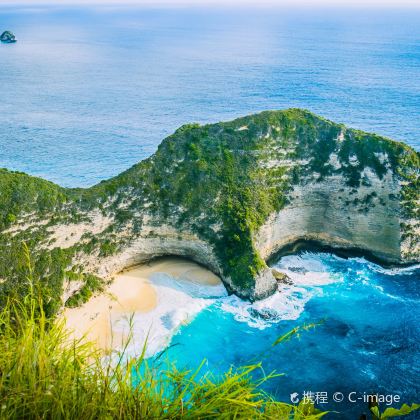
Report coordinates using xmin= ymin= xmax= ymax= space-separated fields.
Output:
xmin=1 ymin=5 xmax=419 ymax=418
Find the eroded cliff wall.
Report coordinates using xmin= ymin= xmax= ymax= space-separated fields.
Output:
xmin=256 ymin=170 xmax=403 ymax=264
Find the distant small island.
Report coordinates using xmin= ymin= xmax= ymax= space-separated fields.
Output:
xmin=1 ymin=31 xmax=16 ymax=43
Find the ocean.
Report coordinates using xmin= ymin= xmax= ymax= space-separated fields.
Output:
xmin=1 ymin=5 xmax=419 ymax=187
xmin=1 ymin=5 xmax=419 ymax=418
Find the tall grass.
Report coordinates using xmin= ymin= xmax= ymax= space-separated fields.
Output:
xmin=0 ymin=248 xmax=326 ymax=419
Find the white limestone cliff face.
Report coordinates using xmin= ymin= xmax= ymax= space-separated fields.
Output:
xmin=255 ymin=169 xmax=405 ymax=264
xmin=80 ymin=222 xmax=222 ymax=280
xmin=71 ymin=218 xmax=276 ymax=300
xmin=48 ymin=211 xmax=113 ymax=249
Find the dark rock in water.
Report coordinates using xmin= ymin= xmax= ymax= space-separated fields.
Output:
xmin=271 ymin=268 xmax=293 ymax=285
xmin=1 ymin=31 xmax=16 ymax=43
xmin=248 ymin=307 xmax=280 ymax=321
xmin=288 ymin=266 xmax=308 ymax=274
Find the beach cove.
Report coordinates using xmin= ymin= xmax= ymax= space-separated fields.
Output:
xmin=64 ymin=257 xmax=227 ymax=356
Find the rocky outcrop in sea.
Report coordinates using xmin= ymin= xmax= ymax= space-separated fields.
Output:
xmin=1 ymin=31 xmax=16 ymax=43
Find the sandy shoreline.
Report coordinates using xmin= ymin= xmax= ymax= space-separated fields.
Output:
xmin=63 ymin=257 xmax=224 ymax=353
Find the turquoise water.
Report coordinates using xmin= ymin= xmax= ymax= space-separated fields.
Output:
xmin=164 ymin=253 xmax=420 ymax=418
xmin=1 ymin=5 xmax=419 ymax=418
xmin=1 ymin=6 xmax=419 ymax=187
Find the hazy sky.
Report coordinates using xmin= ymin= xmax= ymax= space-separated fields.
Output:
xmin=3 ymin=0 xmax=420 ymax=6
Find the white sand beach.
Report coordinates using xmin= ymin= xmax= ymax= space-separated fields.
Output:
xmin=63 ymin=257 xmax=226 ymax=355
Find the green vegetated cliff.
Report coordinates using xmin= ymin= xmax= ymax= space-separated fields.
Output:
xmin=0 ymin=109 xmax=418 ymax=315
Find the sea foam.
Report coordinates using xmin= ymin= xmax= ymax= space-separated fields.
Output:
xmin=219 ymin=253 xmax=342 ymax=329
xmin=111 ymin=272 xmax=227 ymax=358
